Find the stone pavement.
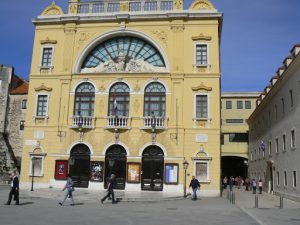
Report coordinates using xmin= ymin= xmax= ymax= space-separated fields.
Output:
xmin=223 ymin=187 xmax=300 ymax=225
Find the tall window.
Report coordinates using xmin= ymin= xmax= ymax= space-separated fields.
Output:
xmin=268 ymin=141 xmax=272 ymax=155
xmin=276 ymin=171 xmax=280 ymax=185
xmin=293 ymin=171 xmax=297 ymax=188
xmin=245 ymin=100 xmax=251 ymax=109
xmin=21 ymin=99 xmax=27 ymax=109
xmin=275 ymin=138 xmax=279 ymax=153
xmin=281 ymin=98 xmax=285 ymax=114
xmin=30 ymin=156 xmax=44 ymax=177
xmin=108 ymin=82 xmax=130 ymax=116
xmin=144 ymin=82 xmax=166 ymax=117
xmin=36 ymin=95 xmax=48 ymax=116
xmin=74 ymin=83 xmax=95 ymax=116
xmin=41 ymin=47 xmax=53 ymax=67
xmin=195 ymin=161 xmax=209 ymax=182
xmin=283 ymin=134 xmax=286 ymax=151
xmin=291 ymin=130 xmax=296 ymax=148
xmin=195 ymin=95 xmax=208 ymax=118
xmin=237 ymin=101 xmax=243 ymax=109
xmin=289 ymin=89 xmax=294 ymax=107
xmin=226 ymin=101 xmax=232 ymax=109
xmin=284 ymin=171 xmax=287 ymax=186
xmin=195 ymin=44 xmax=207 ymax=65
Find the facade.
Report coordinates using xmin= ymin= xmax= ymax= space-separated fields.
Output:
xmin=221 ymin=92 xmax=260 ymax=178
xmin=248 ymin=43 xmax=300 ymax=201
xmin=0 ymin=65 xmax=28 ymax=178
xmin=20 ymin=0 xmax=223 ymax=196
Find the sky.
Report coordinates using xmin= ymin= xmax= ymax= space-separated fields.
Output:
xmin=0 ymin=0 xmax=299 ymax=92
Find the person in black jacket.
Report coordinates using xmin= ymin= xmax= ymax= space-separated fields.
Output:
xmin=101 ymin=174 xmax=117 ymax=204
xmin=5 ymin=171 xmax=19 ymax=205
xmin=189 ymin=176 xmax=201 ymax=201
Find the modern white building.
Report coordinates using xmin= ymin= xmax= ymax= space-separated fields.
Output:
xmin=248 ymin=43 xmax=300 ymax=201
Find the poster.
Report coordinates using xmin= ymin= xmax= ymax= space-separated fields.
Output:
xmin=127 ymin=163 xmax=140 ymax=183
xmin=165 ymin=164 xmax=178 ymax=184
xmin=55 ymin=160 xmax=68 ymax=180
xmin=90 ymin=161 xmax=104 ymax=182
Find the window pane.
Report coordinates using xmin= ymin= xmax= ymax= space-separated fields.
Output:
xmin=226 ymin=101 xmax=232 ymax=109
xmin=195 ymin=44 xmax=207 ymax=65
xmin=196 ymin=162 xmax=208 ymax=181
xmin=196 ymin=95 xmax=207 ymax=118
xmin=41 ymin=48 xmax=53 ymax=66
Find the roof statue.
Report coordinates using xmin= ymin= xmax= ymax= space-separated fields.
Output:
xmin=189 ymin=0 xmax=215 ymax=10
xmin=41 ymin=1 xmax=64 ymax=16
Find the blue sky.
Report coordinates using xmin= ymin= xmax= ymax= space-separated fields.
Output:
xmin=0 ymin=0 xmax=299 ymax=92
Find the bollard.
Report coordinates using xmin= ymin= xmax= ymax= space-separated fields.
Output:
xmin=279 ymin=196 xmax=283 ymax=209
xmin=254 ymin=195 xmax=258 ymax=208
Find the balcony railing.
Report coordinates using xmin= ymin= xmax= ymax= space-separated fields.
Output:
xmin=142 ymin=116 xmax=166 ymax=129
xmin=73 ymin=0 xmax=174 ymax=14
xmin=106 ymin=116 xmax=130 ymax=129
xmin=71 ymin=116 xmax=94 ymax=128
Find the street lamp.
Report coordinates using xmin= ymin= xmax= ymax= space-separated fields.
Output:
xmin=108 ymin=158 xmax=115 ymax=176
xmin=77 ymin=111 xmax=84 ymax=141
xmin=183 ymin=159 xmax=189 ymax=197
xmin=151 ymin=111 xmax=157 ymax=142
xmin=31 ymin=157 xmax=37 ymax=191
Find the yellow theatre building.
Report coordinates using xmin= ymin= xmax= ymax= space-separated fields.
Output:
xmin=20 ymin=0 xmax=223 ymax=196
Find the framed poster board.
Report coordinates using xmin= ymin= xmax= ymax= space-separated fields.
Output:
xmin=55 ymin=160 xmax=68 ymax=180
xmin=165 ymin=163 xmax=179 ymax=184
xmin=127 ymin=163 xmax=141 ymax=183
xmin=90 ymin=161 xmax=104 ymax=182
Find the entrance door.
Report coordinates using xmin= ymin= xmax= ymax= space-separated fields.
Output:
xmin=141 ymin=146 xmax=164 ymax=191
xmin=105 ymin=145 xmax=127 ymax=190
xmin=69 ymin=144 xmax=91 ymax=188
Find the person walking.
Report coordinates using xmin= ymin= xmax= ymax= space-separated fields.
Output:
xmin=252 ymin=179 xmax=257 ymax=194
xmin=229 ymin=176 xmax=234 ymax=191
xmin=5 ymin=171 xmax=19 ymax=205
xmin=189 ymin=176 xmax=201 ymax=201
xmin=223 ymin=176 xmax=228 ymax=190
xmin=101 ymin=174 xmax=117 ymax=204
xmin=258 ymin=179 xmax=263 ymax=194
xmin=59 ymin=174 xmax=75 ymax=206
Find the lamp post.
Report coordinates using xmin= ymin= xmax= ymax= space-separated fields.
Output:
xmin=77 ymin=111 xmax=84 ymax=141
xmin=31 ymin=157 xmax=36 ymax=191
xmin=151 ymin=111 xmax=156 ymax=142
xmin=183 ymin=159 xmax=189 ymax=197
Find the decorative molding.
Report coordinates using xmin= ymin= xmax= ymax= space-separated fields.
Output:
xmin=40 ymin=37 xmax=57 ymax=45
xmin=41 ymin=1 xmax=64 ymax=16
xmin=192 ymin=33 xmax=212 ymax=41
xmin=151 ymin=31 xmax=168 ymax=46
xmin=77 ymin=32 xmax=96 ymax=50
xmin=173 ymin=0 xmax=183 ymax=10
xmin=120 ymin=2 xmax=129 ymax=12
xmin=191 ymin=82 xmax=212 ymax=91
xmin=171 ymin=25 xmax=185 ymax=33
xmin=68 ymin=0 xmax=79 ymax=14
xmin=35 ymin=83 xmax=53 ymax=92
xmin=189 ymin=0 xmax=215 ymax=10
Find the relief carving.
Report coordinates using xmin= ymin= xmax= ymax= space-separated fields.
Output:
xmin=191 ymin=82 xmax=212 ymax=91
xmin=171 ymin=25 xmax=185 ymax=33
xmin=41 ymin=1 xmax=64 ymax=16
xmin=151 ymin=31 xmax=168 ymax=46
xmin=173 ymin=0 xmax=183 ymax=10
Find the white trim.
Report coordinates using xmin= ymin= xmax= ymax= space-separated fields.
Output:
xmin=34 ymin=92 xmax=50 ymax=117
xmin=73 ymin=29 xmax=170 ymax=73
xmin=194 ymin=160 xmax=210 ymax=182
xmin=29 ymin=155 xmax=45 ymax=177
xmin=72 ymin=79 xmax=98 ymax=93
xmin=268 ymin=140 xmax=272 ymax=155
xmin=282 ymin=133 xmax=286 ymax=152
xmin=284 ymin=170 xmax=288 ymax=187
xmin=40 ymin=45 xmax=55 ymax=67
xmin=102 ymin=142 xmax=130 ymax=156
xmin=67 ymin=141 xmax=94 ymax=155
xmin=275 ymin=137 xmax=279 ymax=153
xmin=106 ymin=79 xmax=133 ymax=93
xmin=138 ymin=142 xmax=167 ymax=156
xmin=142 ymin=79 xmax=170 ymax=93
xmin=193 ymin=92 xmax=210 ymax=120
xmin=292 ymin=170 xmax=297 ymax=188
xmin=290 ymin=129 xmax=296 ymax=149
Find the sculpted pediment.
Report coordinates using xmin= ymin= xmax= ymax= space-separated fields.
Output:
xmin=192 ymin=83 xmax=212 ymax=91
xmin=35 ymin=84 xmax=52 ymax=92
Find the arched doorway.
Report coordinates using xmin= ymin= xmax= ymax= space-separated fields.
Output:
xmin=141 ymin=145 xmax=164 ymax=191
xmin=69 ymin=144 xmax=91 ymax=188
xmin=221 ymin=156 xmax=248 ymax=179
xmin=105 ymin=145 xmax=127 ymax=190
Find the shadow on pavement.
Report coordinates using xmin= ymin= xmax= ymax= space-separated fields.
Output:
xmin=19 ymin=202 xmax=34 ymax=206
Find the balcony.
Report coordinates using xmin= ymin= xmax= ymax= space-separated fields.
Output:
xmin=105 ymin=116 xmax=131 ymax=129
xmin=142 ymin=116 xmax=167 ymax=130
xmin=71 ymin=0 xmax=175 ymax=15
xmin=71 ymin=116 xmax=94 ymax=129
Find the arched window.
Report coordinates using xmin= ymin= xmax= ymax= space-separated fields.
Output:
xmin=108 ymin=82 xmax=130 ymax=116
xmin=74 ymin=83 xmax=95 ymax=116
xmin=144 ymin=82 xmax=166 ymax=117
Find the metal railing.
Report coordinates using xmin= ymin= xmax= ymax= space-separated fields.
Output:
xmin=75 ymin=0 xmax=173 ymax=14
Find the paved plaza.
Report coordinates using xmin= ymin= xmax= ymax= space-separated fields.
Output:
xmin=1 ymin=185 xmax=300 ymax=225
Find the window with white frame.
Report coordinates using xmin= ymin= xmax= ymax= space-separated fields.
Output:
xmin=268 ymin=141 xmax=272 ymax=155
xmin=195 ymin=44 xmax=208 ymax=65
xmin=30 ymin=156 xmax=44 ymax=177
xmin=284 ymin=171 xmax=287 ymax=186
xmin=291 ymin=130 xmax=296 ymax=148
xmin=195 ymin=161 xmax=209 ymax=182
xmin=293 ymin=171 xmax=297 ymax=188
xmin=195 ymin=94 xmax=208 ymax=119
xmin=36 ymin=95 xmax=48 ymax=116
xmin=41 ymin=46 xmax=54 ymax=67
xmin=276 ymin=171 xmax=280 ymax=185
